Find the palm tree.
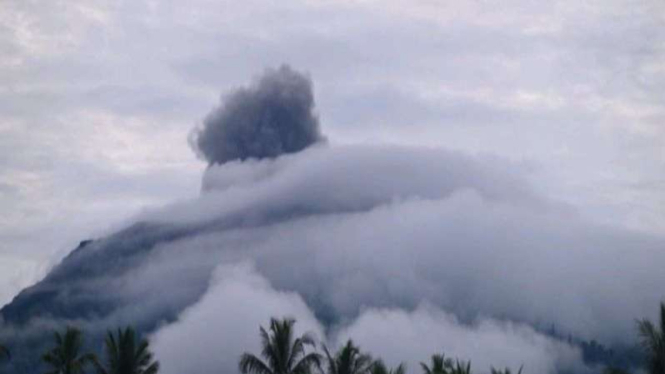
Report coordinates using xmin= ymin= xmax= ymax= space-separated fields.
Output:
xmin=42 ymin=327 xmax=95 ymax=374
xmin=421 ymin=354 xmax=453 ymax=374
xmin=93 ymin=327 xmax=159 ymax=374
xmin=369 ymin=360 xmax=406 ymax=374
xmin=637 ymin=302 xmax=665 ymax=374
xmin=322 ymin=340 xmax=373 ymax=374
xmin=239 ymin=317 xmax=322 ymax=374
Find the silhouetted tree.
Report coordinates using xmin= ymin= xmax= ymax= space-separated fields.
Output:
xmin=42 ymin=327 xmax=95 ymax=374
xmin=322 ymin=340 xmax=373 ymax=374
xmin=637 ymin=302 xmax=665 ymax=374
xmin=239 ymin=318 xmax=322 ymax=374
xmin=93 ymin=327 xmax=159 ymax=374
xmin=369 ymin=360 xmax=406 ymax=374
xmin=421 ymin=354 xmax=453 ymax=374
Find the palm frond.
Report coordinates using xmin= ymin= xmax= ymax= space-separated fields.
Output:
xmin=393 ymin=363 xmax=407 ymax=374
xmin=490 ymin=365 xmax=523 ymax=374
xmin=371 ymin=360 xmax=405 ymax=374
xmin=421 ymin=363 xmax=433 ymax=374
xmin=240 ymin=354 xmax=274 ymax=374
xmin=142 ymin=361 xmax=160 ymax=374
xmin=243 ymin=318 xmax=324 ymax=374
xmin=323 ymin=345 xmax=338 ymax=374
xmin=95 ymin=327 xmax=159 ymax=374
xmin=422 ymin=354 xmax=453 ymax=374
xmin=92 ymin=355 xmax=109 ymax=374
xmin=42 ymin=326 xmax=94 ymax=374
xmin=292 ymin=352 xmax=322 ymax=374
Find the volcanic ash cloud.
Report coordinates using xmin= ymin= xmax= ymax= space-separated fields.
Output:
xmin=190 ymin=65 xmax=324 ymax=166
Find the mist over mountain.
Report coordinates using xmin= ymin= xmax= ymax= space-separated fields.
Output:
xmin=0 ymin=66 xmax=662 ymax=374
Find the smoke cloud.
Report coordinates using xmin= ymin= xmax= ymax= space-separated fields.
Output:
xmin=190 ymin=65 xmax=324 ymax=165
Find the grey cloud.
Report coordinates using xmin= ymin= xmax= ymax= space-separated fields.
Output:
xmin=190 ymin=65 xmax=324 ymax=165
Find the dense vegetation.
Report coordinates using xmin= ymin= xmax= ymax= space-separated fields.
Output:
xmin=1 ymin=303 xmax=664 ymax=374
xmin=0 ymin=327 xmax=158 ymax=374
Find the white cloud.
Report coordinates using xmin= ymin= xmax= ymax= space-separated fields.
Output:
xmin=151 ymin=262 xmax=324 ymax=374
xmin=334 ymin=305 xmax=585 ymax=374
xmin=150 ymin=262 xmax=586 ymax=374
xmin=127 ymin=146 xmax=665 ymax=344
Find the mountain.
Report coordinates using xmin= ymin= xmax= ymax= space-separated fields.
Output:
xmin=1 ymin=66 xmax=663 ymax=374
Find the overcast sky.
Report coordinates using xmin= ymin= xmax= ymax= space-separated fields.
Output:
xmin=0 ymin=0 xmax=664 ymax=305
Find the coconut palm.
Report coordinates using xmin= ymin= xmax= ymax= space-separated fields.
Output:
xmin=369 ymin=360 xmax=406 ymax=374
xmin=239 ymin=318 xmax=322 ymax=374
xmin=421 ymin=354 xmax=454 ymax=374
xmin=93 ymin=327 xmax=159 ymax=374
xmin=42 ymin=327 xmax=95 ymax=374
xmin=637 ymin=302 xmax=665 ymax=374
xmin=322 ymin=340 xmax=373 ymax=374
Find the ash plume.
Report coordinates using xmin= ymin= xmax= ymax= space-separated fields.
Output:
xmin=191 ymin=65 xmax=324 ymax=165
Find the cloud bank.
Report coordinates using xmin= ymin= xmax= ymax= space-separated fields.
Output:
xmin=140 ymin=147 xmax=663 ymax=345
xmin=335 ymin=305 xmax=584 ymax=374
xmin=150 ymin=263 xmax=585 ymax=374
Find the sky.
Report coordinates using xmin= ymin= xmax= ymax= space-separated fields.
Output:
xmin=0 ymin=0 xmax=664 ymax=349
